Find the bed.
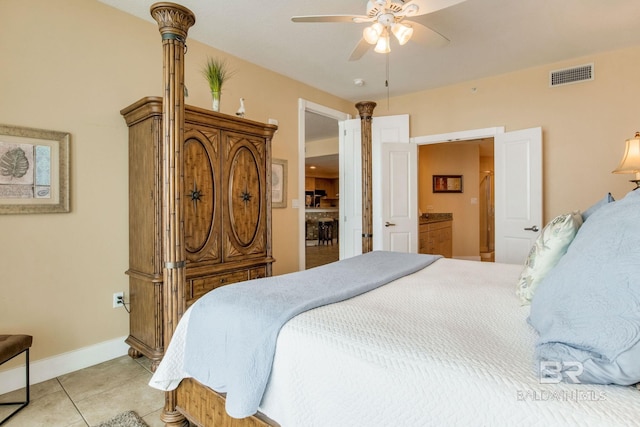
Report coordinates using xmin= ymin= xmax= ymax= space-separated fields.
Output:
xmin=151 ymin=187 xmax=640 ymax=427
xmin=145 ymin=4 xmax=639 ymax=425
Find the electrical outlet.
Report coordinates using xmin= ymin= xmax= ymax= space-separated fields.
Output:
xmin=113 ymin=292 xmax=124 ymax=308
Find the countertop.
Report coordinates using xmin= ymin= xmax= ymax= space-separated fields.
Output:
xmin=419 ymin=212 xmax=453 ymax=224
xmin=305 ymin=208 xmax=339 ymax=213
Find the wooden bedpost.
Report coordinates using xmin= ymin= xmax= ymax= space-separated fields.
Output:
xmin=150 ymin=3 xmax=195 ymax=426
xmin=356 ymin=101 xmax=376 ymax=253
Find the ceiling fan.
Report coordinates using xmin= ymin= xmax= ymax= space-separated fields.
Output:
xmin=292 ymin=0 xmax=466 ymax=61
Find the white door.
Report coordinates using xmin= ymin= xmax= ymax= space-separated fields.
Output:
xmin=339 ymin=119 xmax=362 ymax=259
xmin=340 ymin=115 xmax=412 ymax=258
xmin=494 ymin=127 xmax=543 ymax=264
xmin=371 ymin=115 xmax=411 ymax=251
xmin=380 ymin=142 xmax=418 ymax=253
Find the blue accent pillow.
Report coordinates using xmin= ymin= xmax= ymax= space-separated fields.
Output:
xmin=529 ymin=190 xmax=640 ymax=385
xmin=581 ymin=192 xmax=614 ymax=222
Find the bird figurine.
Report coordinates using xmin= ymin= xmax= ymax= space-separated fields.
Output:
xmin=236 ymin=98 xmax=245 ymax=118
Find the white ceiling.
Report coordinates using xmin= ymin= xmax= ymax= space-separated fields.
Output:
xmin=99 ymin=0 xmax=640 ymax=103
xmin=98 ymin=0 xmax=640 ymax=177
xmin=305 ymin=111 xmax=340 ymax=142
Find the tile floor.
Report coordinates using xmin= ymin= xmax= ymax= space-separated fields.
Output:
xmin=0 ymin=248 xmax=339 ymax=427
xmin=0 ymin=355 xmax=165 ymax=427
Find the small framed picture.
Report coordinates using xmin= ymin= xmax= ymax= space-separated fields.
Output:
xmin=271 ymin=158 xmax=287 ymax=208
xmin=433 ymin=175 xmax=463 ymax=193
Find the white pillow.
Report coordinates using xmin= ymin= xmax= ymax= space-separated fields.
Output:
xmin=516 ymin=211 xmax=583 ymax=305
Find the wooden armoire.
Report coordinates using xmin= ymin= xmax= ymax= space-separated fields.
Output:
xmin=121 ymin=96 xmax=277 ymax=368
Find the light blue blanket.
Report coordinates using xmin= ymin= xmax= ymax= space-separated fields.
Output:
xmin=184 ymin=250 xmax=441 ymax=418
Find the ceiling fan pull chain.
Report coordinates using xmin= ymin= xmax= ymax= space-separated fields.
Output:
xmin=386 ymin=53 xmax=390 ymax=109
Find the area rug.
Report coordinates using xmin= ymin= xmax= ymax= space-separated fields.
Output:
xmin=95 ymin=410 xmax=149 ymax=427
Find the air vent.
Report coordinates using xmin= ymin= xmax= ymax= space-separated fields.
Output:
xmin=549 ymin=63 xmax=594 ymax=87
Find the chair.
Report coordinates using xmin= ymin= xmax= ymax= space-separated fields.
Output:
xmin=0 ymin=335 xmax=32 ymax=425
xmin=317 ymin=218 xmax=334 ymax=245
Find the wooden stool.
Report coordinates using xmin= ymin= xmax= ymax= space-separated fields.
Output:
xmin=0 ymin=335 xmax=32 ymax=425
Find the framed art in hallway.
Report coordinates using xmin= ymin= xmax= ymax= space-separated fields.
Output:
xmin=433 ymin=175 xmax=463 ymax=193
xmin=272 ymin=158 xmax=287 ymax=208
xmin=0 ymin=124 xmax=70 ymax=214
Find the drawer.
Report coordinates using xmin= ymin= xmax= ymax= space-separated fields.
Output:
xmin=190 ymin=270 xmax=249 ymax=301
xmin=249 ymin=266 xmax=267 ymax=280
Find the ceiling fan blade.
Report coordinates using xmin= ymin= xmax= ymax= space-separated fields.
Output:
xmin=402 ymin=0 xmax=467 ymax=17
xmin=408 ymin=21 xmax=450 ymax=48
xmin=348 ymin=38 xmax=372 ymax=61
xmin=291 ymin=15 xmax=368 ymax=23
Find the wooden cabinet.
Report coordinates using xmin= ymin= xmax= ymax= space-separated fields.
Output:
xmin=305 ymin=177 xmax=339 ymax=207
xmin=121 ymin=96 xmax=276 ymax=368
xmin=305 ymin=177 xmax=315 ymax=191
xmin=305 ymin=177 xmax=338 ymax=197
xmin=313 ymin=178 xmax=336 ymax=197
xmin=419 ymin=220 xmax=452 ymax=258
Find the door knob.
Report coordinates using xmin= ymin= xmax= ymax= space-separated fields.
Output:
xmin=524 ymin=225 xmax=539 ymax=232
xmin=385 ymin=221 xmax=396 ymax=227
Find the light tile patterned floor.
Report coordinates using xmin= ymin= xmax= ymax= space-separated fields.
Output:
xmin=0 ymin=355 xmax=165 ymax=427
xmin=1 ymin=246 xmax=339 ymax=426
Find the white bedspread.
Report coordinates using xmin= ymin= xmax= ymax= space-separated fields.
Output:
xmin=152 ymin=258 xmax=640 ymax=426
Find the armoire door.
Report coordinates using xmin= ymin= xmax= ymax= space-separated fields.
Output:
xmin=222 ymin=131 xmax=268 ymax=261
xmin=183 ymin=128 xmax=222 ymax=266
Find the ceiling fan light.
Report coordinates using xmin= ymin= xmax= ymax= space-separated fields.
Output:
xmin=374 ymin=33 xmax=391 ymax=53
xmin=392 ymin=23 xmax=413 ymax=45
xmin=363 ymin=22 xmax=384 ymax=44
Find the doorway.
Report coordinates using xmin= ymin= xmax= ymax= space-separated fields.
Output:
xmin=418 ymin=138 xmax=494 ymax=261
xmin=414 ymin=126 xmax=542 ymax=264
xmin=414 ymin=127 xmax=504 ymax=261
xmin=297 ymin=100 xmax=351 ymax=270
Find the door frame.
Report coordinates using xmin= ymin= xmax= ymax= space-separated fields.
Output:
xmin=412 ymin=127 xmax=505 ymax=259
xmin=412 ymin=127 xmax=505 ymax=146
xmin=297 ymin=99 xmax=351 ymax=271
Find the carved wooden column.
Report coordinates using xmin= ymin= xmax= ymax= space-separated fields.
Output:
xmin=150 ymin=3 xmax=195 ymax=427
xmin=356 ymin=101 xmax=376 ymax=253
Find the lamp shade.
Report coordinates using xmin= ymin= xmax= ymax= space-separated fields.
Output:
xmin=392 ymin=23 xmax=413 ymax=45
xmin=363 ymin=22 xmax=384 ymax=45
xmin=374 ymin=31 xmax=391 ymax=53
xmin=612 ymin=132 xmax=640 ymax=180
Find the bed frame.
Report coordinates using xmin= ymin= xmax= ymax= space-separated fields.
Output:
xmin=148 ymin=3 xmax=376 ymax=426
xmin=149 ymin=4 xmax=640 ymax=426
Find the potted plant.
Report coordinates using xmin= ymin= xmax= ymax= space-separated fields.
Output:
xmin=202 ymin=57 xmax=234 ymax=112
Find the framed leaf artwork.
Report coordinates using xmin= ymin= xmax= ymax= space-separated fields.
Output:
xmin=0 ymin=124 xmax=70 ymax=214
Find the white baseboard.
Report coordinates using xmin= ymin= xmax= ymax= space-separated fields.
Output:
xmin=0 ymin=336 xmax=129 ymax=395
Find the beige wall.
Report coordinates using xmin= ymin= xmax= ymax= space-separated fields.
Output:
xmin=377 ymin=48 xmax=639 ymax=221
xmin=2 ymin=0 xmax=639 ymax=370
xmin=0 ymin=0 xmax=352 ymax=367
